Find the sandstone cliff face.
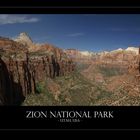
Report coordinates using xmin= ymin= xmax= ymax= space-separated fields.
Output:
xmin=14 ymin=32 xmax=33 ymax=46
xmin=0 ymin=57 xmax=25 ymax=105
xmin=64 ymin=49 xmax=94 ymax=65
xmin=0 ymin=37 xmax=27 ymax=57
xmin=0 ymin=37 xmax=75 ymax=105
xmin=128 ymin=49 xmax=140 ymax=76
xmin=65 ymin=48 xmax=139 ymax=67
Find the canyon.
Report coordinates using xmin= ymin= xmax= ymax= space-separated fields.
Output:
xmin=0 ymin=33 xmax=75 ymax=105
xmin=0 ymin=32 xmax=140 ymax=106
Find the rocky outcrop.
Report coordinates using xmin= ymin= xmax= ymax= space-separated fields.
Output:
xmin=65 ymin=47 xmax=139 ymax=65
xmin=14 ymin=32 xmax=33 ymax=46
xmin=64 ymin=49 xmax=94 ymax=64
xmin=128 ymin=47 xmax=140 ymax=77
xmin=0 ymin=36 xmax=75 ymax=105
xmin=125 ymin=47 xmax=139 ymax=55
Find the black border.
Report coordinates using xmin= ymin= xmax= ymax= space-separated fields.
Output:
xmin=0 ymin=106 xmax=140 ymax=130
xmin=1 ymin=7 xmax=140 ymax=14
xmin=0 ymin=0 xmax=139 ymax=7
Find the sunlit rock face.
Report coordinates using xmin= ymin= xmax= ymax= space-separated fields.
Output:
xmin=0 ymin=35 xmax=75 ymax=105
xmin=125 ymin=47 xmax=139 ymax=55
xmin=14 ymin=32 xmax=33 ymax=46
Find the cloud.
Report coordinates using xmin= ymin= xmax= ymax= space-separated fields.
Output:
xmin=67 ymin=33 xmax=84 ymax=37
xmin=0 ymin=14 xmax=39 ymax=25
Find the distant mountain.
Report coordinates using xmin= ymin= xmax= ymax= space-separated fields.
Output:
xmin=110 ymin=48 xmax=123 ymax=53
xmin=14 ymin=32 xmax=33 ymax=47
xmin=14 ymin=33 xmax=139 ymax=56
xmin=1 ymin=32 xmax=140 ymax=106
xmin=64 ymin=46 xmax=139 ymax=66
xmin=65 ymin=47 xmax=139 ymax=58
xmin=125 ymin=47 xmax=139 ymax=54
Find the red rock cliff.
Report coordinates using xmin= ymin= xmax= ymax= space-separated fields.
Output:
xmin=0 ymin=37 xmax=75 ymax=105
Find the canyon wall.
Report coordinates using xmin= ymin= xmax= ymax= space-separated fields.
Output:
xmin=0 ymin=37 xmax=75 ymax=105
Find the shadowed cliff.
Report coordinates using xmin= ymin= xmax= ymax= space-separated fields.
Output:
xmin=0 ymin=36 xmax=75 ymax=105
xmin=0 ymin=57 xmax=25 ymax=105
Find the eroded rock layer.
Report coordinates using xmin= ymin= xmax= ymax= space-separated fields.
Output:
xmin=0 ymin=37 xmax=75 ymax=105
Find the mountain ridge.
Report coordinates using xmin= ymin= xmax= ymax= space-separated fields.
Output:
xmin=0 ymin=32 xmax=140 ymax=106
xmin=13 ymin=32 xmax=139 ymax=56
xmin=14 ymin=32 xmax=33 ymax=47
xmin=0 ymin=33 xmax=75 ymax=105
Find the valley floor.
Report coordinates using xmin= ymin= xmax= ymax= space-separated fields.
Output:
xmin=23 ymin=63 xmax=140 ymax=106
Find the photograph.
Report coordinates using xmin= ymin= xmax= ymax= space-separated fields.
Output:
xmin=0 ymin=10 xmax=140 ymax=131
xmin=0 ymin=14 xmax=140 ymax=106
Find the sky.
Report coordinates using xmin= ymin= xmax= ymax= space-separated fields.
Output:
xmin=0 ymin=14 xmax=140 ymax=52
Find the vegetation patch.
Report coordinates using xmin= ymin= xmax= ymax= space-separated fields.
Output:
xmin=97 ymin=65 xmax=125 ymax=77
xmin=76 ymin=63 xmax=90 ymax=72
xmin=35 ymin=82 xmax=44 ymax=94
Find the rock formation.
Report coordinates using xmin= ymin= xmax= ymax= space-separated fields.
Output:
xmin=0 ymin=35 xmax=75 ymax=105
xmin=0 ymin=57 xmax=25 ymax=105
xmin=65 ymin=47 xmax=139 ymax=66
xmin=14 ymin=32 xmax=33 ymax=46
xmin=1 ymin=32 xmax=140 ymax=106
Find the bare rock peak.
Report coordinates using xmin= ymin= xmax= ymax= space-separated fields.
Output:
xmin=14 ymin=32 xmax=33 ymax=46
